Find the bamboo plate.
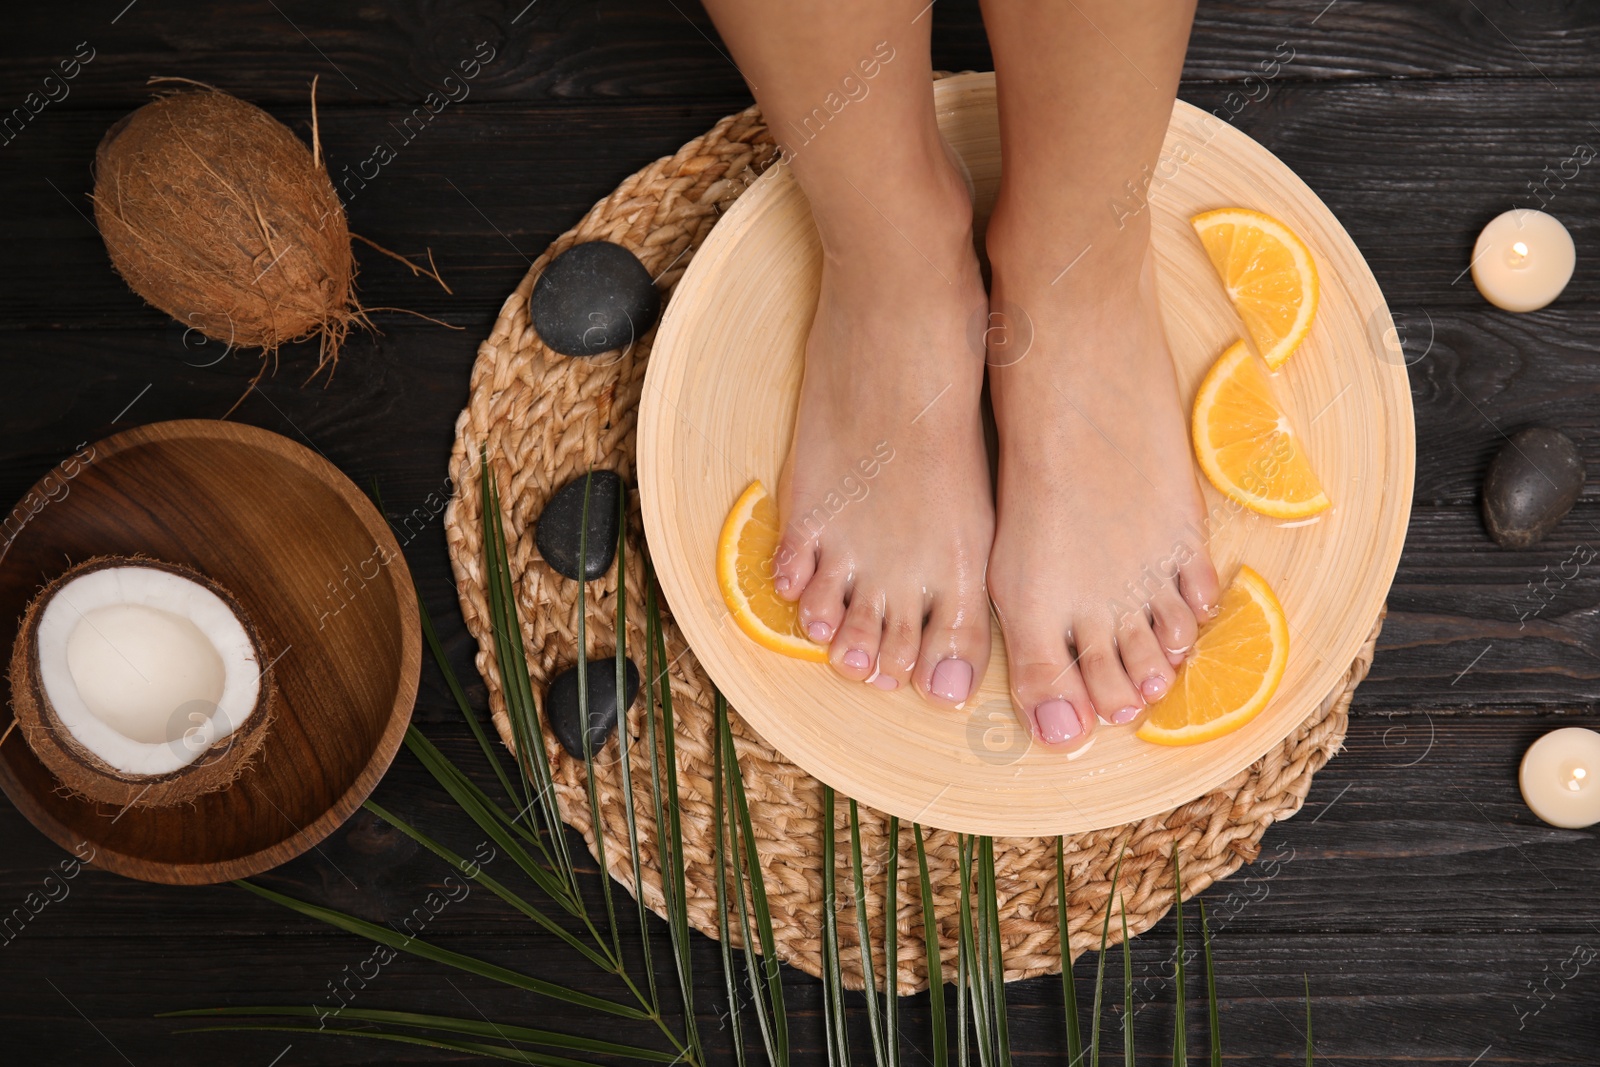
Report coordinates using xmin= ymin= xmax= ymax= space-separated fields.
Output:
xmin=0 ymin=420 xmax=421 ymax=884
xmin=639 ymin=72 xmax=1413 ymax=837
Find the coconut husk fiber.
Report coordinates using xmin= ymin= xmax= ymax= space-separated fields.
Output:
xmin=91 ymin=82 xmax=357 ymax=373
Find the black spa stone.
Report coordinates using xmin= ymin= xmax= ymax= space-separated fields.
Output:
xmin=535 ymin=470 xmax=623 ymax=581
xmin=529 ymin=240 xmax=660 ymax=357
xmin=1482 ymin=427 xmax=1586 ymax=549
xmin=545 ymin=657 xmax=640 ymax=759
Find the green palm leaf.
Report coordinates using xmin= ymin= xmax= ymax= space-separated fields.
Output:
xmin=198 ymin=462 xmax=831 ymax=1067
xmin=1121 ymin=894 xmax=1134 ymax=1067
xmin=1172 ymin=845 xmax=1187 ymax=1067
xmin=821 ymin=786 xmax=850 ymax=1067
xmin=1057 ymin=837 xmax=1084 ymax=1067
xmin=1304 ymin=974 xmax=1314 ymax=1066
xmin=713 ymin=692 xmax=749 ymax=1067
xmin=611 ymin=483 xmax=661 ymax=1013
xmin=403 ymin=726 xmax=585 ymax=919
xmin=480 ymin=452 xmax=573 ymax=886
xmin=885 ymin=814 xmax=901 ymax=1067
xmin=718 ymin=696 xmax=789 ymax=1065
xmin=1090 ymin=843 xmax=1126 ymax=1067
xmin=975 ymin=836 xmax=1011 ymax=1067
xmin=956 ymin=835 xmax=992 ymax=1067
xmin=850 ymin=798 xmax=889 ymax=1067
xmin=576 ymin=470 xmax=624 ymax=964
xmin=645 ymin=570 xmax=702 ymax=1059
xmin=914 ymin=823 xmax=948 ymax=1067
xmin=232 ymin=880 xmax=646 ymax=1019
xmin=176 ymin=1023 xmax=598 ymax=1066
xmin=415 ymin=589 xmax=524 ymax=827
xmin=165 ymin=1005 xmax=677 ymax=1062
xmin=363 ymin=798 xmax=611 ymax=972
xmin=1201 ymin=901 xmax=1221 ymax=1066
xmin=956 ymin=885 xmax=971 ymax=1067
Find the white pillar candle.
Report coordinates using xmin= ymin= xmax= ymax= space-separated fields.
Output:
xmin=1471 ymin=209 xmax=1575 ymax=312
xmin=1519 ymin=727 xmax=1600 ymax=828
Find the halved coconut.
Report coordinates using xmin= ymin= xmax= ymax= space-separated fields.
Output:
xmin=9 ymin=555 xmax=275 ymax=808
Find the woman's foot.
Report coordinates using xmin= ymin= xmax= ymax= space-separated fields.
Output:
xmin=985 ymin=210 xmax=1220 ymax=750
xmin=771 ymin=143 xmax=995 ymax=705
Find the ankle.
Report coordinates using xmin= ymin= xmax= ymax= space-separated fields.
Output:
xmin=800 ymin=134 xmax=976 ymax=277
xmin=986 ymin=191 xmax=1151 ymax=292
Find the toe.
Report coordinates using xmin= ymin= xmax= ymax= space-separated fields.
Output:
xmin=1075 ymin=621 xmax=1144 ymax=726
xmin=1149 ymin=587 xmax=1198 ymax=667
xmin=830 ymin=588 xmax=885 ymax=683
xmin=771 ymin=526 xmax=817 ymax=602
xmin=1116 ymin=608 xmax=1175 ymax=708
xmin=1178 ymin=552 xmax=1223 ymax=621
xmin=871 ymin=595 xmax=923 ymax=691
xmin=796 ymin=558 xmax=850 ymax=646
xmin=999 ymin=618 xmax=1095 ymax=749
xmin=914 ymin=589 xmax=992 ymax=707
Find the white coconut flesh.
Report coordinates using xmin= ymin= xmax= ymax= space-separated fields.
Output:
xmin=33 ymin=565 xmax=262 ymax=777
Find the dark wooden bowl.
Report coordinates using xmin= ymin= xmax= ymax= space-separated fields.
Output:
xmin=0 ymin=420 xmax=420 ymax=884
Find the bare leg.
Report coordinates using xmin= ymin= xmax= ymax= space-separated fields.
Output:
xmin=701 ymin=0 xmax=994 ymax=704
xmin=980 ymin=0 xmax=1221 ymax=748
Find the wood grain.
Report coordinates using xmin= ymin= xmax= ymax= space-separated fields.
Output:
xmin=0 ymin=0 xmax=1597 ymax=1062
xmin=0 ymin=420 xmax=420 ymax=883
xmin=9 ymin=81 xmax=1600 ymax=333
xmin=3 ymin=0 xmax=1598 ymax=108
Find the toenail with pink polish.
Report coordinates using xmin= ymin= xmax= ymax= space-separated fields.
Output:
xmin=1110 ymin=705 xmax=1142 ymax=725
xmin=775 ymin=575 xmax=790 ymax=594
xmin=807 ymin=621 xmax=831 ymax=643
xmin=842 ymin=649 xmax=870 ymax=671
xmin=929 ymin=658 xmax=973 ymax=702
xmin=1035 ymin=699 xmax=1082 ymax=745
xmin=1140 ymin=676 xmax=1168 ymax=700
xmin=870 ymin=673 xmax=898 ymax=691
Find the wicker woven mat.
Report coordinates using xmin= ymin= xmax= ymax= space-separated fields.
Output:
xmin=444 ymin=99 xmax=1379 ymax=992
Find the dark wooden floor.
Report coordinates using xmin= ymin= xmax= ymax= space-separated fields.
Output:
xmin=2 ymin=1 xmax=1598 ymax=1063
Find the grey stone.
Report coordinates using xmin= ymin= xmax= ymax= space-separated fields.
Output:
xmin=529 ymin=241 xmax=660 ymax=357
xmin=545 ymin=657 xmax=640 ymax=759
xmin=535 ymin=470 xmax=622 ymax=581
xmin=1482 ymin=427 xmax=1586 ymax=549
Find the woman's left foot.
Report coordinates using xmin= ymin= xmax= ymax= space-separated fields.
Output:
xmin=985 ymin=211 xmax=1221 ymax=751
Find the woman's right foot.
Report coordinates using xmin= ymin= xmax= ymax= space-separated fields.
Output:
xmin=771 ymin=140 xmax=995 ymax=706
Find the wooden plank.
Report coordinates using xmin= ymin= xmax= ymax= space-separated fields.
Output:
xmin=2 ymin=2 xmax=1597 ymax=1064
xmin=1 ymin=0 xmax=1598 ymax=110
xmin=2 ymin=717 xmax=1596 ymax=1063
xmin=6 ymin=719 xmax=1597 ymax=932
xmin=5 ymin=76 xmax=1600 ymax=332
xmin=0 ymin=98 xmax=750 ymax=331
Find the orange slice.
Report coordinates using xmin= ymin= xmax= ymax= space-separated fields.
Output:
xmin=1192 ymin=340 xmax=1330 ymax=519
xmin=717 ymin=481 xmax=827 ymax=662
xmin=1136 ymin=565 xmax=1289 ymax=746
xmin=1192 ymin=207 xmax=1319 ymax=370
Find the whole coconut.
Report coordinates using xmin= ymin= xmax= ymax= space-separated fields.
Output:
xmin=92 ymin=85 xmax=357 ymax=370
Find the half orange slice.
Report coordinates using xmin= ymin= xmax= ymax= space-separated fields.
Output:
xmin=1136 ymin=565 xmax=1290 ymax=746
xmin=1192 ymin=207 xmax=1319 ymax=370
xmin=1192 ymin=341 xmax=1330 ymax=519
xmin=717 ymin=481 xmax=827 ymax=662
